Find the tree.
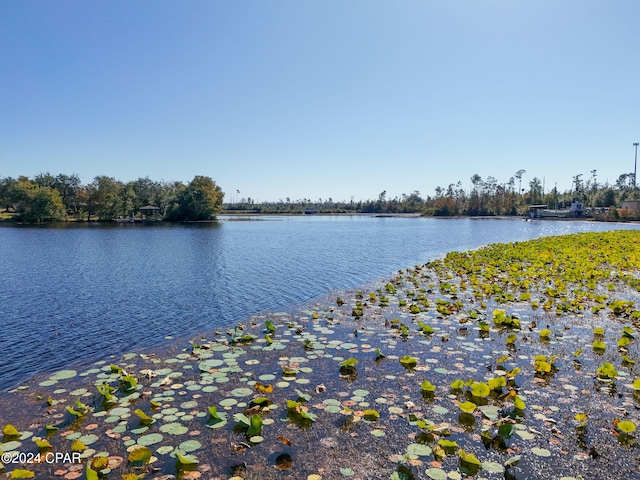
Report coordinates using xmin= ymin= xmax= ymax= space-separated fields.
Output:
xmin=34 ymin=172 xmax=82 ymax=217
xmin=132 ymin=177 xmax=164 ymax=210
xmin=9 ymin=178 xmax=65 ymax=223
xmin=514 ymin=169 xmax=526 ymax=195
xmin=0 ymin=177 xmax=17 ymax=210
xmin=595 ymin=188 xmax=616 ymax=207
xmin=91 ymin=176 xmax=124 ymax=221
xmin=55 ymin=174 xmax=81 ymax=216
xmin=528 ymin=177 xmax=543 ymax=205
xmin=170 ymin=176 xmax=224 ymax=221
xmin=615 ymin=173 xmax=633 ymax=190
xmin=468 ymin=174 xmax=485 ymax=215
xmin=571 ymin=174 xmax=584 ymax=200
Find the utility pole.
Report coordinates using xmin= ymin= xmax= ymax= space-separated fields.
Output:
xmin=634 ymin=143 xmax=639 ymax=188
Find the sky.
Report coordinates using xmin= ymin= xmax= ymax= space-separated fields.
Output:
xmin=2 ymin=1 xmax=640 ymax=203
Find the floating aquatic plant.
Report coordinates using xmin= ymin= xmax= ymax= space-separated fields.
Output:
xmin=574 ymin=412 xmax=588 ymax=428
xmin=513 ymin=395 xmax=526 ymax=410
xmin=66 ymin=399 xmax=89 ymax=417
xmin=7 ymin=230 xmax=640 ymax=479
xmin=286 ymin=399 xmax=317 ymax=425
xmin=493 ymin=309 xmax=520 ymax=329
xmin=265 ymin=319 xmax=276 ymax=333
xmin=450 ymin=379 xmax=465 ymax=390
xmin=128 ymin=445 xmax=152 ymax=465
xmin=533 ymin=355 xmax=557 ymax=375
xmin=339 ymin=358 xmax=358 ymax=374
xmin=488 ymin=376 xmax=506 ymax=391
xmin=2 ymin=424 xmax=19 ymax=436
xmin=420 ymin=380 xmax=436 ymax=392
xmin=618 ymin=336 xmax=632 ymax=348
xmin=458 ymin=401 xmax=476 ymax=413
xmin=610 ymin=299 xmax=635 ymax=316
xmin=399 ymin=355 xmax=417 ymax=369
xmin=363 ymin=409 xmax=380 ymax=421
xmin=206 ymin=406 xmax=227 ymax=428
xmin=539 ymin=328 xmax=552 ymax=339
xmin=417 ymin=321 xmax=434 ymax=335
xmin=617 ymin=420 xmax=637 ymax=434
xmin=9 ymin=470 xmax=36 ymax=479
xmin=596 ymin=361 xmax=618 ymax=379
xmin=470 ymin=381 xmax=490 ymax=398
xmin=96 ymin=382 xmax=115 ymax=403
xmin=133 ymin=408 xmax=155 ymax=426
xmin=120 ymin=374 xmax=138 ymax=392
xmin=175 ymin=451 xmax=199 ymax=465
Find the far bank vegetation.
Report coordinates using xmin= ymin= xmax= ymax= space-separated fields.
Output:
xmin=227 ymin=170 xmax=639 ymax=220
xmin=0 ymin=174 xmax=223 ymax=223
xmin=1 ymin=169 xmax=639 ymax=223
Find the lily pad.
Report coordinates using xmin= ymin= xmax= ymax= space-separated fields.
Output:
xmin=137 ymin=433 xmax=164 ymax=446
xmin=178 ymin=440 xmax=202 ymax=452
xmin=406 ymin=443 xmax=432 ymax=456
xmin=425 ymin=468 xmax=447 ymax=480
xmin=482 ymin=461 xmax=505 ymax=473
xmin=531 ymin=447 xmax=551 ymax=457
xmin=50 ymin=370 xmax=78 ymax=381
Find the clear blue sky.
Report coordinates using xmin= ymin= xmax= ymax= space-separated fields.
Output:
xmin=2 ymin=1 xmax=639 ymax=202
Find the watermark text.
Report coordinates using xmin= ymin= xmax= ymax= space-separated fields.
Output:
xmin=1 ymin=451 xmax=82 ymax=465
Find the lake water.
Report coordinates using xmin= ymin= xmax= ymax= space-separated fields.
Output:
xmin=1 ymin=215 xmax=639 ymax=391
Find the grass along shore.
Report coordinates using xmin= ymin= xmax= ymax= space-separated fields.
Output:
xmin=2 ymin=231 xmax=640 ymax=480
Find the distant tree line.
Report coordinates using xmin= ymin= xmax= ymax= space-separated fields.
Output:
xmin=2 ymin=168 xmax=638 ymax=223
xmin=224 ymin=169 xmax=640 ymax=218
xmin=0 ymin=174 xmax=223 ymax=223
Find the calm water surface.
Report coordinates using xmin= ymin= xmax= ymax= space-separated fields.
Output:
xmin=1 ymin=216 xmax=639 ymax=390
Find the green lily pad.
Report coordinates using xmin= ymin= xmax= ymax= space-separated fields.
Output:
xmin=231 ymin=387 xmax=253 ymax=397
xmin=482 ymin=461 xmax=505 ymax=473
xmin=137 ymin=433 xmax=164 ymax=446
xmin=175 ymin=452 xmax=198 ymax=465
xmin=160 ymin=423 xmax=188 ymax=435
xmin=78 ymin=434 xmax=99 ymax=445
xmin=478 ymin=405 xmax=500 ymax=420
xmin=618 ymin=420 xmax=636 ymax=433
xmin=515 ymin=430 xmax=535 ymax=440
xmin=425 ymin=468 xmax=448 ymax=480
xmin=50 ymin=370 xmax=77 ymax=381
xmin=178 ymin=440 xmax=202 ymax=452
xmin=7 ymin=469 xmax=35 ymax=478
xmin=407 ymin=443 xmax=432 ymax=456
xmin=3 ymin=424 xmax=20 ymax=436
xmin=352 ymin=389 xmax=370 ymax=397
xmin=128 ymin=446 xmax=152 ymax=464
xmin=1 ymin=441 xmax=22 ymax=451
xmin=504 ymin=455 xmax=521 ymax=468
xmin=531 ymin=447 xmax=551 ymax=457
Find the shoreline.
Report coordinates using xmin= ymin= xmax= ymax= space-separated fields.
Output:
xmin=4 ymin=210 xmax=638 ymax=225
xmin=2 ymin=230 xmax=640 ymax=479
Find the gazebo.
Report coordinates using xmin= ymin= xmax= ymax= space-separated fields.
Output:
xmin=139 ymin=205 xmax=161 ymax=222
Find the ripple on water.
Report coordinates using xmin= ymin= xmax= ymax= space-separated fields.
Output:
xmin=1 ymin=217 xmax=639 ymax=390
